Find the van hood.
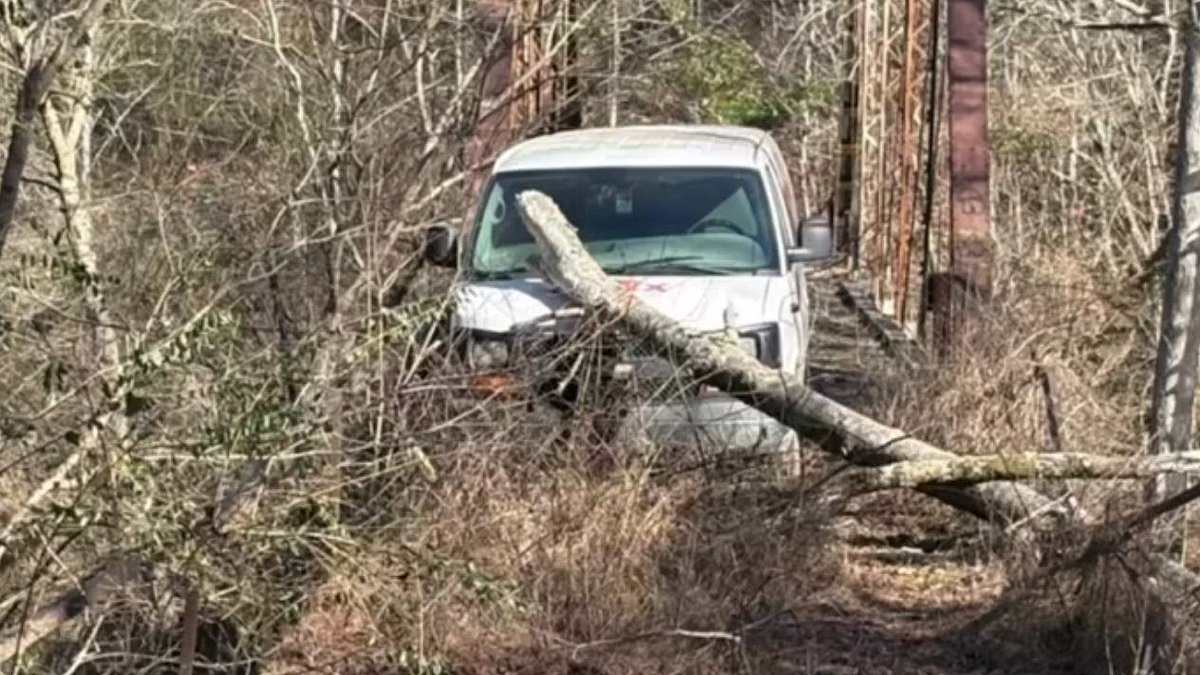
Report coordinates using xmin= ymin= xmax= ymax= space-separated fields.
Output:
xmin=454 ymin=275 xmax=792 ymax=334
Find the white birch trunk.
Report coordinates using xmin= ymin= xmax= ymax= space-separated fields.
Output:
xmin=1148 ymin=17 xmax=1200 ymax=554
xmin=41 ymin=33 xmax=129 ymax=444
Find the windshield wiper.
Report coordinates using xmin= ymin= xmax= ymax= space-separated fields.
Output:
xmin=605 ymin=257 xmax=755 ymax=276
xmin=471 ymin=268 xmax=527 ymax=281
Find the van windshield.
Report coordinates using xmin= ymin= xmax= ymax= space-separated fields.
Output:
xmin=469 ymin=168 xmax=780 ymax=278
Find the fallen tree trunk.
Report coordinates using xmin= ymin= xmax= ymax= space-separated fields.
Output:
xmin=515 ymin=190 xmax=1066 ymax=526
xmin=1148 ymin=12 xmax=1200 ymax=549
xmin=850 ymin=451 xmax=1200 ymax=492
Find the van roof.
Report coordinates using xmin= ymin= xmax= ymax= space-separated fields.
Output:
xmin=492 ymin=125 xmax=773 ymax=174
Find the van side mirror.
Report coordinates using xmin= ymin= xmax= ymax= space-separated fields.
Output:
xmin=786 ymin=215 xmax=833 ymax=265
xmin=423 ymin=223 xmax=459 ymax=268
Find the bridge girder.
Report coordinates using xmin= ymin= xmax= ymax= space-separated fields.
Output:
xmin=843 ymin=0 xmax=991 ymax=349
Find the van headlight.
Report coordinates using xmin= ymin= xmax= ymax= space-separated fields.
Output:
xmin=465 ymin=332 xmax=510 ymax=369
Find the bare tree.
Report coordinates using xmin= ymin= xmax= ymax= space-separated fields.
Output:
xmin=0 ymin=0 xmax=112 ymax=259
xmin=1148 ymin=7 xmax=1200 ymax=548
xmin=0 ymin=0 xmax=127 ymax=563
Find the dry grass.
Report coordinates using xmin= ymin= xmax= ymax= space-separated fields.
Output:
xmin=261 ymin=396 xmax=840 ymax=675
xmin=850 ymin=242 xmax=1200 ymax=674
xmin=882 ymin=248 xmax=1151 ymax=461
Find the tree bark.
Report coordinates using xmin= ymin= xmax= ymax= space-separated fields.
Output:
xmin=41 ymin=28 xmax=128 ymax=447
xmin=1147 ymin=14 xmax=1200 ymax=542
xmin=0 ymin=65 xmax=44 ymax=258
xmin=848 ymin=451 xmax=1200 ymax=493
xmin=0 ymin=0 xmax=113 ymax=260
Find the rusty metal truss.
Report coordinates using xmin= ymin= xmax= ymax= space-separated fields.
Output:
xmin=854 ymin=0 xmax=926 ymax=328
xmin=509 ymin=0 xmax=581 ymax=132
xmin=466 ymin=0 xmax=581 ymax=208
xmin=945 ymin=0 xmax=992 ymax=301
xmin=844 ymin=0 xmax=990 ymax=349
xmin=893 ymin=0 xmax=935 ymax=326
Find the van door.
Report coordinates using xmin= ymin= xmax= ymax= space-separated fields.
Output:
xmin=761 ymin=160 xmax=808 ymax=377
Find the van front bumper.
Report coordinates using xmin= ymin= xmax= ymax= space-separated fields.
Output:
xmin=614 ymin=392 xmax=797 ymax=454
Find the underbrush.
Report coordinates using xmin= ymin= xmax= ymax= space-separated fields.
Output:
xmin=867 ymin=246 xmax=1200 ymax=674
xmin=880 ymin=248 xmax=1153 ymax=461
xmin=7 ymin=244 xmax=1197 ymax=675
xmin=258 ymin=328 xmax=839 ymax=674
xmin=268 ymin=447 xmax=833 ymax=674
xmin=1 ymin=310 xmax=839 ymax=675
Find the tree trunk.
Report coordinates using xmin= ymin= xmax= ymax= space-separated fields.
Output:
xmin=0 ymin=0 xmax=114 ymax=261
xmin=1148 ymin=17 xmax=1200 ymax=548
xmin=609 ymin=0 xmax=621 ymax=126
xmin=0 ymin=65 xmax=45 ymax=260
xmin=41 ymin=40 xmax=128 ymax=444
xmin=848 ymin=451 xmax=1200 ymax=493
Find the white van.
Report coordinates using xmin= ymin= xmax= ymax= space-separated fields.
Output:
xmin=425 ymin=125 xmax=833 ymax=452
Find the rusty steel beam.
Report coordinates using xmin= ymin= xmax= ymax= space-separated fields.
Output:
xmin=892 ymin=0 xmax=932 ymax=327
xmin=874 ymin=0 xmax=895 ymax=308
xmin=512 ymin=0 xmax=540 ymax=124
xmin=465 ymin=0 xmax=518 ymax=204
xmin=507 ymin=0 xmax=581 ymax=135
xmin=862 ymin=0 xmax=901 ymax=309
xmin=854 ymin=0 xmax=915 ymax=314
xmin=512 ymin=0 xmax=558 ymax=127
xmin=854 ymin=0 xmax=877 ymax=273
xmin=941 ymin=0 xmax=992 ymax=337
xmin=465 ymin=0 xmax=580 ymax=211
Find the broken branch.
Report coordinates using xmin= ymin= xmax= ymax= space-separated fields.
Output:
xmin=849 ymin=451 xmax=1200 ymax=492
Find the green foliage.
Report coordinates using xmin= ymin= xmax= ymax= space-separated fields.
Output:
xmin=458 ymin=560 xmax=526 ymax=612
xmin=672 ymin=32 xmax=834 ymax=129
xmin=659 ymin=0 xmax=691 ymax=24
xmin=41 ymin=358 xmax=69 ymax=395
xmin=355 ymin=297 xmax=449 ymax=364
xmin=197 ymin=361 xmax=305 ymax=457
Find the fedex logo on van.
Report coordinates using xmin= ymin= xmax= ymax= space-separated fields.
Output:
xmin=617 ymin=279 xmax=670 ymax=294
